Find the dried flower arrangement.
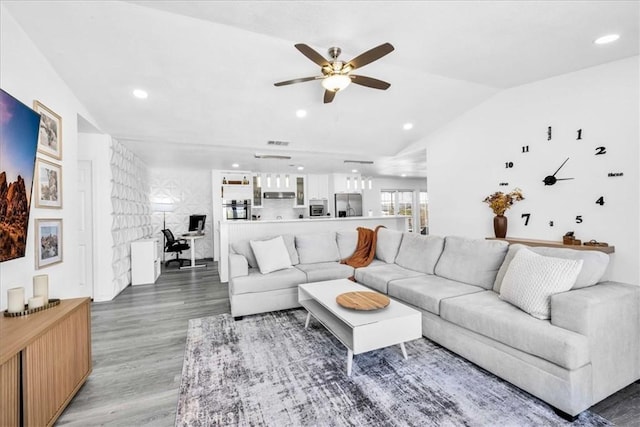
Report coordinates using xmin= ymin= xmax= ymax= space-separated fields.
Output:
xmin=483 ymin=188 xmax=524 ymax=216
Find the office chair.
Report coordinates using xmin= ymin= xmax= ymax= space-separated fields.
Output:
xmin=161 ymin=229 xmax=190 ymax=267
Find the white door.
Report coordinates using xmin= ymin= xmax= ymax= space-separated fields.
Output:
xmin=78 ymin=160 xmax=94 ymax=297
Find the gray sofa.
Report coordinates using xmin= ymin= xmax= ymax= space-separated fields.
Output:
xmin=228 ymin=229 xmax=640 ymax=418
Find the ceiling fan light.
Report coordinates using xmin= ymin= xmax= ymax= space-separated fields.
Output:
xmin=322 ymin=74 xmax=351 ymax=92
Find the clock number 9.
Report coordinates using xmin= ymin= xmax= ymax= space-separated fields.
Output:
xmin=505 ymin=161 xmax=514 ymax=168
xmin=575 ymin=215 xmax=583 ymax=224
xmin=521 ymin=213 xmax=531 ymax=226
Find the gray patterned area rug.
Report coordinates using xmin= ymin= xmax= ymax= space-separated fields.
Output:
xmin=176 ymin=309 xmax=610 ymax=427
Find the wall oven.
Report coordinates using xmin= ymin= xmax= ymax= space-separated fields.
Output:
xmin=309 ymin=204 xmax=325 ymax=217
xmin=223 ymin=200 xmax=251 ymax=221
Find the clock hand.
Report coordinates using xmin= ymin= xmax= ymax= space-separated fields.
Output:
xmin=554 ymin=178 xmax=574 ymax=181
xmin=551 ymin=157 xmax=570 ymax=177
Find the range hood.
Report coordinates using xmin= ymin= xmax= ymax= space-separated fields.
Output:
xmin=263 ymin=191 xmax=296 ymax=199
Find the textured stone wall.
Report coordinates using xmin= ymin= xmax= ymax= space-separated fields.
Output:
xmin=110 ymin=139 xmax=151 ymax=293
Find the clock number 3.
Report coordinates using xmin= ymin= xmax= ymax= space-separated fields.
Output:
xmin=521 ymin=213 xmax=531 ymax=226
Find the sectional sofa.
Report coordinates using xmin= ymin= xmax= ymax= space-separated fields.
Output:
xmin=227 ymin=229 xmax=640 ymax=418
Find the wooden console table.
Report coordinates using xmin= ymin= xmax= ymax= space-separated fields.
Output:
xmin=487 ymin=237 xmax=615 ymax=254
xmin=0 ymin=297 xmax=92 ymax=427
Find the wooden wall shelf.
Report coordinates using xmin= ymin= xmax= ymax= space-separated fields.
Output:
xmin=486 ymin=237 xmax=615 ymax=254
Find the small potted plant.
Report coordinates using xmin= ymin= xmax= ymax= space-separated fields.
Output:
xmin=483 ymin=188 xmax=524 ymax=238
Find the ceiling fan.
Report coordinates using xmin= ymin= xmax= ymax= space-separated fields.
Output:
xmin=274 ymin=42 xmax=394 ymax=103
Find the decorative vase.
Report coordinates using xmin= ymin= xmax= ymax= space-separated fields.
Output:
xmin=494 ymin=215 xmax=507 ymax=238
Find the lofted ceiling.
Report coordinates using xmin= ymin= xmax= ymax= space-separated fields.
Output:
xmin=3 ymin=1 xmax=638 ymax=178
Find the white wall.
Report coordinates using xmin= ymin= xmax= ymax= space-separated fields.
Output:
xmin=0 ymin=6 xmax=101 ymax=309
xmin=426 ymin=57 xmax=639 ymax=284
xmin=149 ymin=168 xmax=214 ymax=260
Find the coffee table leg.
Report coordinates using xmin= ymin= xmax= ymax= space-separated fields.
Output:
xmin=347 ymin=349 xmax=353 ymax=376
xmin=304 ymin=312 xmax=311 ymax=329
xmin=400 ymin=342 xmax=408 ymax=360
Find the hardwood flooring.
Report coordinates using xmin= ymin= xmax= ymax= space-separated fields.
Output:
xmin=56 ymin=261 xmax=639 ymax=426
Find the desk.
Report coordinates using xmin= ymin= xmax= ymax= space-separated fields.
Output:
xmin=181 ymin=234 xmax=207 ymax=269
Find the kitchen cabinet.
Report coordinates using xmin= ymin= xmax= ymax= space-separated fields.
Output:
xmin=307 ymin=174 xmax=329 ymax=201
xmin=220 ymin=171 xmax=252 ymax=200
xmin=332 ymin=173 xmax=362 ymax=194
xmin=294 ymin=175 xmax=306 ymax=207
xmin=252 ymin=175 xmax=262 ymax=208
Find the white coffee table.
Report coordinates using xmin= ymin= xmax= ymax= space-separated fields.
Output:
xmin=298 ymin=279 xmax=422 ymax=376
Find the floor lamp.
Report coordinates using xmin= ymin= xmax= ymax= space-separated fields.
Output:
xmin=152 ymin=202 xmax=174 ymax=262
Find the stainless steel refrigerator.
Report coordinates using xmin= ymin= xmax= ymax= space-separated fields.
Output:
xmin=335 ymin=193 xmax=363 ymax=217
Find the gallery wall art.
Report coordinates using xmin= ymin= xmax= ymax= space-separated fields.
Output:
xmin=0 ymin=88 xmax=41 ymax=263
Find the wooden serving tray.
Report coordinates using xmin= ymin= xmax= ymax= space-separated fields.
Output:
xmin=336 ymin=291 xmax=390 ymax=311
xmin=3 ymin=298 xmax=61 ymax=317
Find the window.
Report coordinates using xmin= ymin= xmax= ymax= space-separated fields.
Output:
xmin=380 ymin=190 xmax=415 ymax=232
xmin=419 ymin=191 xmax=428 ymax=234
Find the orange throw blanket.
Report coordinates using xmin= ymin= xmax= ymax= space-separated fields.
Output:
xmin=341 ymin=225 xmax=386 ymax=269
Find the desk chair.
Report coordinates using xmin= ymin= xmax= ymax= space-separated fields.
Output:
xmin=161 ymin=229 xmax=190 ymax=267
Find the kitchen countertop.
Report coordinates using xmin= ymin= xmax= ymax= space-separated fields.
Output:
xmin=223 ymin=216 xmax=407 ymax=224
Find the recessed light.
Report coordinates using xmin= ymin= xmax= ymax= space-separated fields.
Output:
xmin=231 ymin=163 xmax=239 ymax=168
xmin=132 ymin=89 xmax=148 ymax=99
xmin=296 ymin=109 xmax=307 ymax=118
xmin=594 ymin=34 xmax=620 ymax=45
xmin=351 ymin=169 xmax=358 ymax=173
xmin=297 ymin=166 xmax=304 ymax=171
xmin=401 ymin=173 xmax=407 ymax=177
xmin=403 ymin=123 xmax=413 ymax=130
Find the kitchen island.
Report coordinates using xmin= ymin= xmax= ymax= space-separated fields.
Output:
xmin=218 ymin=216 xmax=409 ymax=282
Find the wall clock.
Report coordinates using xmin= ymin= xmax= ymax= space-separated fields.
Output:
xmin=498 ymin=126 xmax=624 ymax=237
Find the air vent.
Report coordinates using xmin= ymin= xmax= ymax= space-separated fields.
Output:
xmin=267 ymin=140 xmax=290 ymax=146
xmin=254 ymin=153 xmax=292 ymax=160
xmin=344 ymin=160 xmax=374 ymax=164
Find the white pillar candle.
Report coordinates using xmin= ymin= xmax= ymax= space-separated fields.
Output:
xmin=7 ymin=287 xmax=25 ymax=313
xmin=33 ymin=274 xmax=49 ymax=303
xmin=28 ymin=296 xmax=45 ymax=310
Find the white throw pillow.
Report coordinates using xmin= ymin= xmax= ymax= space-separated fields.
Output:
xmin=499 ymin=247 xmax=583 ymax=320
xmin=249 ymin=236 xmax=292 ymax=274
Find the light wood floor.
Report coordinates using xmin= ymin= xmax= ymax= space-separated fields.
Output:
xmin=56 ymin=261 xmax=639 ymax=426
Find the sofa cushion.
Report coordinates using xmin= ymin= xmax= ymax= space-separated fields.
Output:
xmin=395 ymin=233 xmax=445 ymax=274
xmin=232 ymin=234 xmax=299 ymax=268
xmin=375 ymin=228 xmax=404 ymax=263
xmin=250 ymin=236 xmax=293 ymax=274
xmin=296 ymin=232 xmax=340 ymax=264
xmin=296 ymin=262 xmax=354 ymax=283
xmin=434 ymin=236 xmax=508 ymax=289
xmin=354 ymin=263 xmax=424 ymax=294
xmin=388 ymin=275 xmax=484 ymax=315
xmin=231 ymin=267 xmax=308 ymax=295
xmin=499 ymin=247 xmax=583 ymax=320
xmin=440 ymin=290 xmax=590 ymax=370
xmin=337 ymin=231 xmax=358 ymax=260
xmin=493 ymin=243 xmax=609 ymax=292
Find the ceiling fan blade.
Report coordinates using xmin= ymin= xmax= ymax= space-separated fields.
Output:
xmin=274 ymin=76 xmax=321 ymax=87
xmin=350 ymin=75 xmax=391 ymax=90
xmin=347 ymin=42 xmax=394 ymax=70
xmin=323 ymin=90 xmax=336 ymax=104
xmin=295 ymin=43 xmax=330 ymax=67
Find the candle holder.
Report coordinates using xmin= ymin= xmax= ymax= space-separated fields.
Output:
xmin=3 ymin=298 xmax=61 ymax=317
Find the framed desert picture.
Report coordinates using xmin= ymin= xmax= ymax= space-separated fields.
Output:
xmin=35 ymin=218 xmax=63 ymax=269
xmin=33 ymin=100 xmax=62 ymax=160
xmin=35 ymin=158 xmax=62 ymax=208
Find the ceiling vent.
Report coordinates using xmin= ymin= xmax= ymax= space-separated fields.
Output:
xmin=267 ymin=140 xmax=290 ymax=146
xmin=254 ymin=153 xmax=292 ymax=160
xmin=344 ymin=160 xmax=374 ymax=164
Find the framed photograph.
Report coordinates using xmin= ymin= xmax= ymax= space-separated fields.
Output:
xmin=35 ymin=219 xmax=63 ymax=269
xmin=33 ymin=100 xmax=62 ymax=160
xmin=35 ymin=158 xmax=62 ymax=208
